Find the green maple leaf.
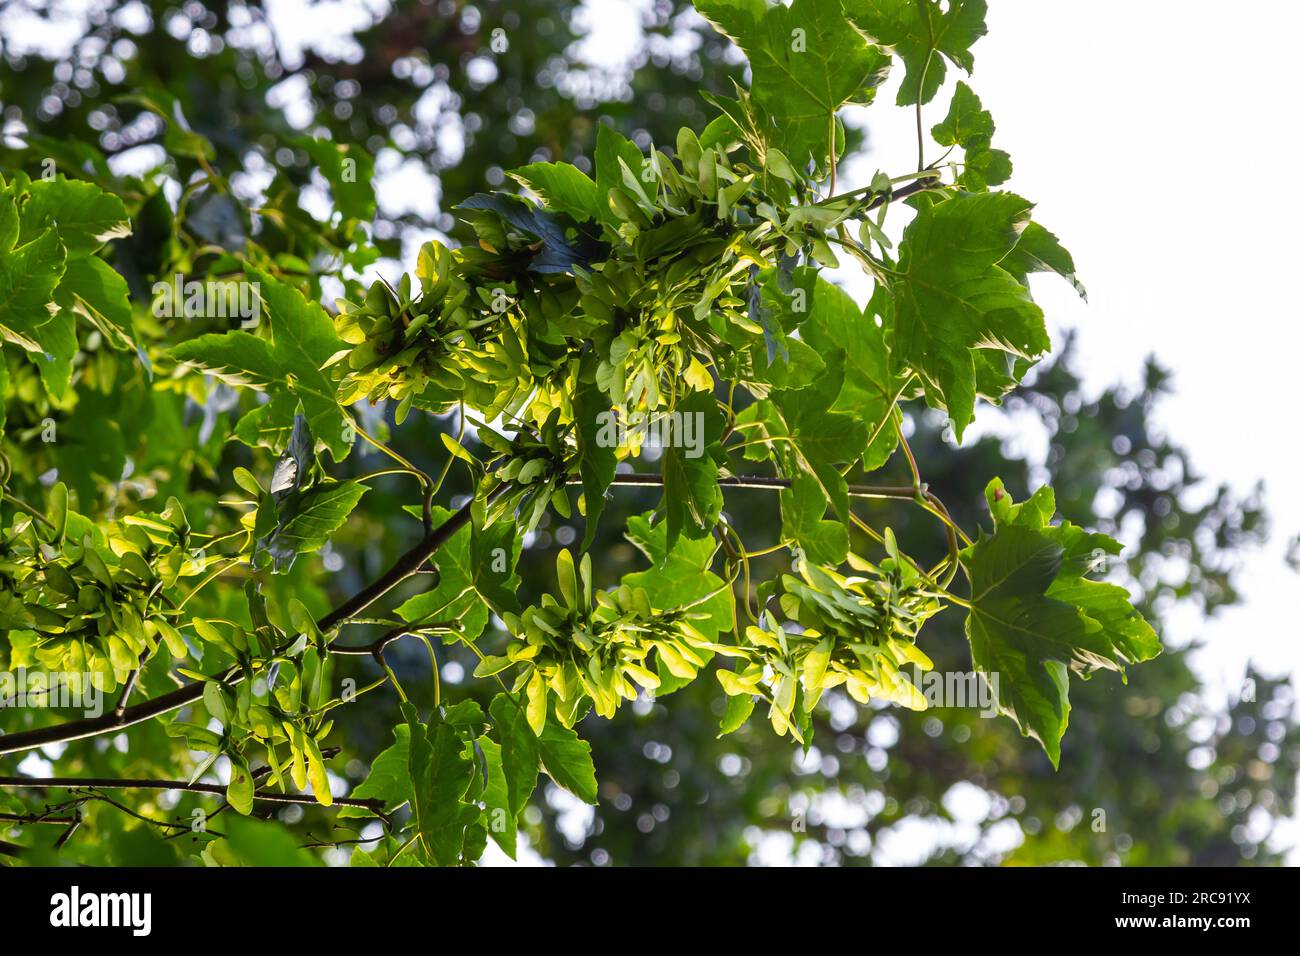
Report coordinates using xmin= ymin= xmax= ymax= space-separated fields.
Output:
xmin=338 ymin=724 xmax=412 ymax=819
xmin=487 ymin=693 xmax=597 ymax=805
xmin=396 ymin=506 xmax=489 ymax=638
xmin=1003 ymin=220 xmax=1088 ymax=300
xmin=221 ymin=817 xmax=320 ymax=867
xmin=233 ymin=392 xmax=298 ymax=450
xmin=891 ymin=191 xmax=1048 ymax=439
xmin=509 ymin=161 xmax=601 ymax=223
xmin=396 ymin=506 xmax=520 ymax=635
xmin=798 ymin=276 xmax=901 ymax=471
xmin=257 ymin=480 xmax=368 ymax=571
xmin=985 ymin=481 xmax=1161 ymax=669
xmin=56 ymin=256 xmax=139 ymax=354
xmin=624 ymin=511 xmax=734 ymax=636
xmin=0 ymin=192 xmax=68 ymax=359
xmin=470 ymin=514 xmax=523 ymax=616
xmin=171 ymin=269 xmax=351 ymax=459
xmin=732 ymin=348 xmax=868 ymax=568
xmin=172 ymin=331 xmax=279 ymax=388
xmin=488 ymin=693 xmax=541 ymax=820
xmin=18 ymin=176 xmax=130 ymax=258
xmin=780 ymin=472 xmax=849 ymax=566
xmin=845 ymin=0 xmax=988 ymax=105
xmin=25 ymin=302 xmax=75 ymax=400
xmin=772 ymin=355 xmax=870 ymax=514
xmin=249 ymin=267 xmax=351 ymax=458
xmin=594 ymin=123 xmax=651 ymax=227
xmin=2 ymin=175 xmax=132 ymax=398
xmin=960 ymin=479 xmax=1161 ymax=767
xmin=624 ymin=510 xmax=734 ymax=693
xmin=404 ymin=704 xmax=479 ymax=866
xmin=931 ymin=81 xmax=1011 ymax=191
xmin=696 ymin=0 xmax=891 ymax=168
xmin=740 ymin=351 xmax=868 ymax=529
xmin=537 ymin=719 xmax=599 ymax=804
xmin=657 ymin=388 xmax=726 ymax=551
xmin=478 ymin=737 xmax=517 ymax=858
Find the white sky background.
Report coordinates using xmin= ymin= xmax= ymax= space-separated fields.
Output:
xmin=918 ymin=1 xmax=1300 ymax=698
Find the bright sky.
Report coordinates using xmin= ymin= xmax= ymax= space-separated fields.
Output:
xmin=932 ymin=1 xmax=1300 ymax=699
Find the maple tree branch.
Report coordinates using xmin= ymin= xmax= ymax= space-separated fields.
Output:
xmin=317 ymin=483 xmax=505 ymax=630
xmin=0 ymin=775 xmax=385 ymax=813
xmin=329 ymin=625 xmax=410 ymax=656
xmin=0 ymin=811 xmax=79 ymax=826
xmin=0 ymin=489 xmax=504 ymax=759
xmin=597 ymin=472 xmax=922 ymax=499
xmin=812 ymin=171 xmax=942 ymax=210
xmin=601 ymin=472 xmax=968 ymax=578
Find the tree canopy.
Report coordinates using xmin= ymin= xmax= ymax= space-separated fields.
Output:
xmin=0 ymin=0 xmax=1291 ymax=868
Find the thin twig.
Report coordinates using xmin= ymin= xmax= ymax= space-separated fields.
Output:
xmin=587 ymin=472 xmax=922 ymax=500
xmin=0 ymin=776 xmax=386 ymax=814
xmin=0 ymin=811 xmax=79 ymax=826
xmin=1 ymin=492 xmax=56 ymax=531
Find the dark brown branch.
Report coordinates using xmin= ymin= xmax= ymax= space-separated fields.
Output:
xmin=0 ymin=811 xmax=79 ymax=826
xmin=812 ymin=172 xmax=943 ymax=211
xmin=114 ymin=648 xmax=151 ymax=717
xmin=328 ymin=625 xmax=410 ymax=656
xmin=328 ymin=622 xmax=456 ymax=657
xmin=53 ymin=816 xmax=83 ymax=850
xmin=76 ymin=790 xmax=194 ymax=833
xmin=861 ymin=175 xmax=942 ymax=213
xmin=317 ymin=484 xmax=501 ymax=630
xmin=0 ymin=776 xmax=386 ymax=814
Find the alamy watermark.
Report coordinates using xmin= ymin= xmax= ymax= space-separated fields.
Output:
xmin=595 ymin=409 xmax=705 ymax=459
xmin=896 ymin=667 xmax=1000 ymax=717
xmin=0 ymin=669 xmax=104 ymax=719
xmin=152 ymin=273 xmax=261 ymax=328
xmin=50 ymin=886 xmax=151 ymax=936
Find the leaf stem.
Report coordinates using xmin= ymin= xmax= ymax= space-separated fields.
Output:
xmin=894 ymin=407 xmax=923 ymax=493
xmin=827 ymin=112 xmax=838 ymax=196
xmin=355 ymin=466 xmax=424 ymax=484
xmin=176 ymin=557 xmax=245 ymax=610
xmin=355 ymin=423 xmax=431 ymax=485
xmin=1 ymin=492 xmax=56 ymax=531
xmin=915 ymin=2 xmax=937 ymax=172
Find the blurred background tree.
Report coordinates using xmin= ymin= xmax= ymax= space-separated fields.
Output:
xmin=0 ymin=0 xmax=1293 ymax=866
